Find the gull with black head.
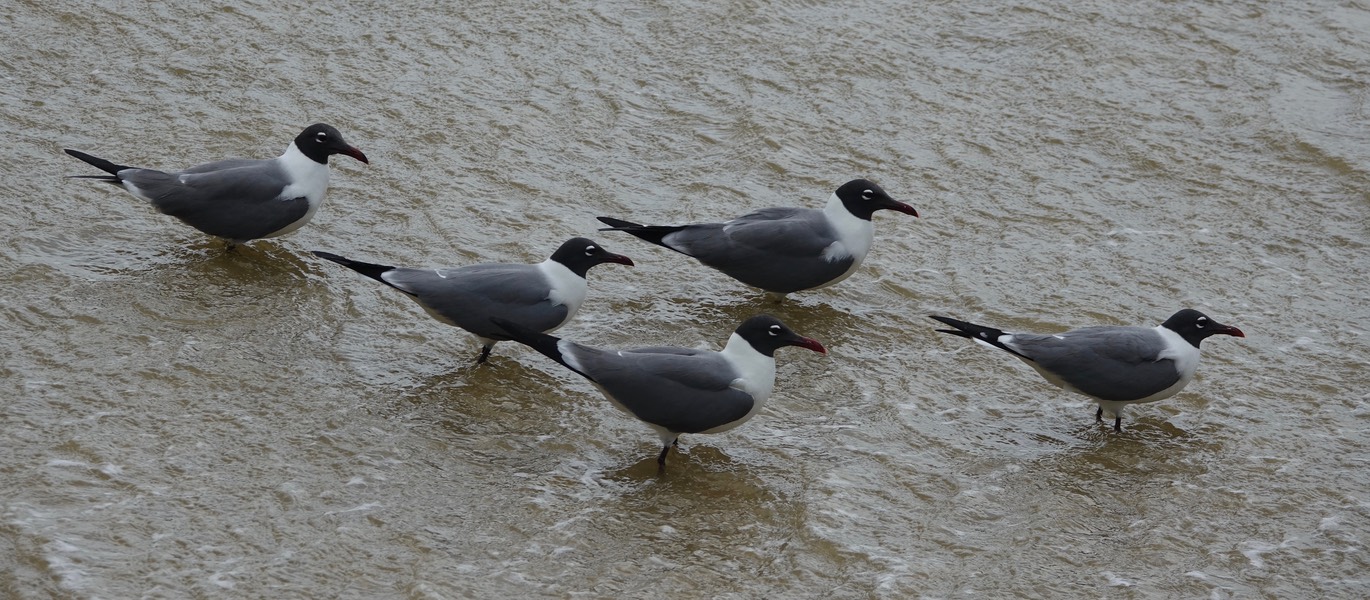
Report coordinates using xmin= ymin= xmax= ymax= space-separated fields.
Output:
xmin=930 ymin=309 xmax=1245 ymax=431
xmin=598 ymin=179 xmax=917 ymax=297
xmin=313 ymin=238 xmax=633 ymax=364
xmin=65 ymin=123 xmax=368 ymax=247
xmin=493 ymin=315 xmax=827 ymax=469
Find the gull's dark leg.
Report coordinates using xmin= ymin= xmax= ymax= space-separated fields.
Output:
xmin=656 ymin=437 xmax=680 ymax=471
xmin=1113 ymin=416 xmax=1123 ymax=432
xmin=475 ymin=345 xmax=493 ymax=364
xmin=656 ymin=445 xmax=671 ymax=470
xmin=1096 ymin=406 xmax=1103 ymax=422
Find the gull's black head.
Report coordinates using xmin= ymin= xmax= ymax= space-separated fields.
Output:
xmin=295 ymin=123 xmax=369 ymax=165
xmin=549 ymin=237 xmax=634 ymax=278
xmin=834 ymin=178 xmax=918 ymax=221
xmin=1162 ymin=309 xmax=1245 ymax=348
xmin=733 ymin=315 xmax=827 ymax=357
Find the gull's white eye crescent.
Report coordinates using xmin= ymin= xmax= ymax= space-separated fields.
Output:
xmin=315 ymin=131 xmax=329 ymax=142
xmin=861 ymin=189 xmax=874 ymax=200
xmin=768 ymin=325 xmax=782 ymax=336
xmin=584 ymin=245 xmax=598 ymax=255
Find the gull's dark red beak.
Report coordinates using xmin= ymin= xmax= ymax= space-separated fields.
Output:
xmin=605 ymin=252 xmax=635 ymax=267
xmin=338 ymin=145 xmax=369 ymax=164
xmin=883 ymin=199 xmax=919 ymax=217
xmin=792 ymin=336 xmax=827 ymax=354
xmin=1215 ymin=323 xmax=1245 ymax=338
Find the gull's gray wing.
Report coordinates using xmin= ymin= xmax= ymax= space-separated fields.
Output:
xmin=120 ymin=160 xmax=305 ymax=240
xmin=569 ymin=345 xmax=755 ymax=434
xmin=1011 ymin=327 xmax=1181 ymax=402
xmin=383 ymin=263 xmax=567 ymax=339
xmin=178 ymin=158 xmax=268 ymax=174
xmin=667 ymin=208 xmax=851 ymax=293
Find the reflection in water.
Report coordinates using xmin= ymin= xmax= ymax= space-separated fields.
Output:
xmin=602 ymin=444 xmax=767 ymax=483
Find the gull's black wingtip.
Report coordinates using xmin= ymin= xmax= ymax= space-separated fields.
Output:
xmin=596 ymin=216 xmax=643 ymax=230
xmin=64 ymin=148 xmax=131 ymax=176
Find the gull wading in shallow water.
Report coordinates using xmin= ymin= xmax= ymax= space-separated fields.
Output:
xmin=313 ymin=238 xmax=633 ymax=364
xmin=930 ymin=309 xmax=1245 ymax=431
xmin=597 ymin=179 xmax=917 ymax=297
xmin=492 ymin=315 xmax=826 ymax=469
xmin=64 ymin=123 xmax=368 ymax=247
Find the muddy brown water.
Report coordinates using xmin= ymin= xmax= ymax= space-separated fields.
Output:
xmin=2 ymin=0 xmax=1368 ymax=597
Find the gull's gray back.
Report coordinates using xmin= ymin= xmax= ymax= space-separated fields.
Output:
xmin=1012 ymin=327 xmax=1182 ymax=402
xmin=670 ymin=208 xmax=852 ymax=293
xmin=121 ymin=160 xmax=303 ymax=240
xmin=573 ymin=345 xmax=754 ymax=434
xmin=386 ymin=263 xmax=568 ymax=339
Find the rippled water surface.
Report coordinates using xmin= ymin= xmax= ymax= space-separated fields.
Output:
xmin=3 ymin=0 xmax=1368 ymax=597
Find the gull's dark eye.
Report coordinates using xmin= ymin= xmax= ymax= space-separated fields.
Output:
xmin=768 ymin=325 xmax=782 ymax=336
xmin=861 ymin=189 xmax=874 ymax=200
xmin=1196 ymin=317 xmax=1207 ymax=328
xmin=315 ymin=131 xmax=329 ymax=142
xmin=584 ymin=245 xmax=598 ymax=255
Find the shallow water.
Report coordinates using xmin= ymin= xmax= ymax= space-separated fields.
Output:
xmin=2 ymin=0 xmax=1368 ymax=597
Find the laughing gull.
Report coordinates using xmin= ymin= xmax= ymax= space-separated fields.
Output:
xmin=493 ymin=315 xmax=826 ymax=468
xmin=597 ymin=179 xmax=917 ymax=296
xmin=313 ymin=238 xmax=633 ymax=364
xmin=64 ymin=123 xmax=368 ymax=247
xmin=930 ymin=309 xmax=1245 ymax=431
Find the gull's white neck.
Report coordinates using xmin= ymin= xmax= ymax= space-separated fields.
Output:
xmin=1154 ymin=325 xmax=1202 ymax=384
xmin=266 ymin=142 xmax=332 ymax=237
xmin=719 ymin=333 xmax=777 ymax=402
xmin=818 ymin=192 xmax=876 ymax=282
xmin=537 ymin=259 xmax=588 ymax=330
xmin=279 ymin=142 xmax=331 ymax=185
xmin=696 ymin=333 xmax=779 ymax=434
